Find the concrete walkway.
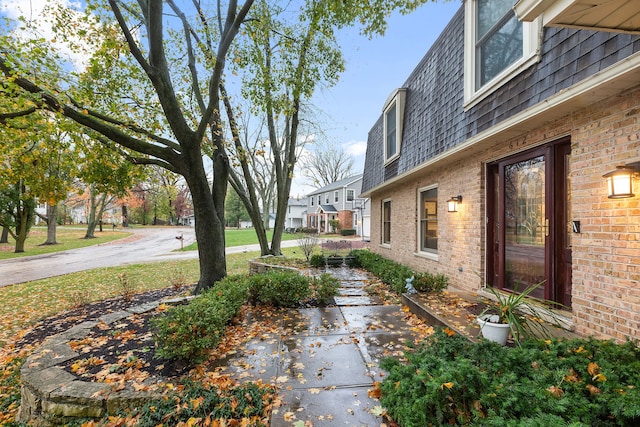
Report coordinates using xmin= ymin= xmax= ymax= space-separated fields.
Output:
xmin=214 ymin=267 xmax=421 ymax=426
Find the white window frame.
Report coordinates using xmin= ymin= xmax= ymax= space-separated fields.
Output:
xmin=347 ymin=189 xmax=355 ymax=202
xmin=416 ymin=185 xmax=439 ymax=260
xmin=381 ymin=198 xmax=392 ymax=247
xmin=334 ymin=190 xmax=339 ymax=203
xmin=383 ymin=88 xmax=407 ymax=165
xmin=463 ymin=0 xmax=542 ymax=109
xmin=325 ymin=193 xmax=329 ymax=204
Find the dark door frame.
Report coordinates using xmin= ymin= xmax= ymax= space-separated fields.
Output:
xmin=486 ymin=137 xmax=571 ymax=307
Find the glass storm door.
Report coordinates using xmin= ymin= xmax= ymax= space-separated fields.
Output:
xmin=504 ymin=154 xmax=546 ymax=298
xmin=488 ymin=140 xmax=571 ymax=307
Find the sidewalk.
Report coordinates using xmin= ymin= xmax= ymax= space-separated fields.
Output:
xmin=213 ymin=267 xmax=423 ymax=426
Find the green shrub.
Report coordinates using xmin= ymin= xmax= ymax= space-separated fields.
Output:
xmin=312 ymin=273 xmax=340 ymax=306
xmin=248 ymin=270 xmax=311 ymax=307
xmin=117 ymin=379 xmax=272 ymax=426
xmin=309 ymin=253 xmax=326 ymax=268
xmin=380 ymin=328 xmax=640 ymax=426
xmin=346 ymin=250 xmax=361 ymax=267
xmin=152 ymin=275 xmax=249 ymax=363
xmin=413 ymin=272 xmax=449 ymax=292
xmin=350 ymin=249 xmax=413 ymax=293
xmin=350 ymin=249 xmax=450 ymax=294
xmin=340 ymin=228 xmax=357 ymax=236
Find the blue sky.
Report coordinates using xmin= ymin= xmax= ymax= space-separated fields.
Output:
xmin=309 ymin=1 xmax=461 ymax=178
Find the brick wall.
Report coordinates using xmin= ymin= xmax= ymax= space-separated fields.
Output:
xmin=369 ymin=87 xmax=640 ymax=342
xmin=337 ymin=210 xmax=353 ymax=231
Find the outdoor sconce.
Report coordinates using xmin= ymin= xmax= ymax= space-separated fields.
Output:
xmin=447 ymin=195 xmax=462 ymax=212
xmin=603 ymin=163 xmax=639 ymax=199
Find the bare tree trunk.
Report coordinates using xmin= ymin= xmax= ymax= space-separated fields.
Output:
xmin=0 ymin=226 xmax=8 ymax=244
xmin=14 ymin=199 xmax=31 ymax=253
xmin=42 ymin=204 xmax=58 ymax=245
xmin=85 ymin=190 xmax=108 ymax=239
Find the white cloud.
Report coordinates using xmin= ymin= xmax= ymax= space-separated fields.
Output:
xmin=342 ymin=140 xmax=368 ymax=157
xmin=1 ymin=0 xmax=94 ymax=71
xmin=342 ymin=140 xmax=367 ymax=172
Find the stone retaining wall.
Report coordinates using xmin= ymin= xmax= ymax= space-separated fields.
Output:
xmin=18 ymin=298 xmax=190 ymax=426
xmin=248 ymin=257 xmax=301 ymax=275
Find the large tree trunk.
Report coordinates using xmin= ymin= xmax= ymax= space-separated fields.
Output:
xmin=189 ymin=146 xmax=228 ymax=294
xmin=0 ymin=226 xmax=8 ymax=244
xmin=42 ymin=204 xmax=58 ymax=245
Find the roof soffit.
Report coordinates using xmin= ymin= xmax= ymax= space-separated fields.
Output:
xmin=515 ymin=0 xmax=640 ymax=34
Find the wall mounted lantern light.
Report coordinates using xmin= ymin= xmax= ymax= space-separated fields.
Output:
xmin=447 ymin=195 xmax=462 ymax=212
xmin=603 ymin=162 xmax=639 ymax=199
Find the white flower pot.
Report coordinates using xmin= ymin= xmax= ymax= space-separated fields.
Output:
xmin=477 ymin=314 xmax=511 ymax=345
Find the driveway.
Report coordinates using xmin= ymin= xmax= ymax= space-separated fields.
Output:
xmin=0 ymin=227 xmax=307 ymax=287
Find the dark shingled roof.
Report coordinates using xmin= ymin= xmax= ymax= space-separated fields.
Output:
xmin=318 ymin=205 xmax=338 ymax=213
xmin=362 ymin=6 xmax=640 ymax=193
xmin=306 ymin=174 xmax=363 ymax=197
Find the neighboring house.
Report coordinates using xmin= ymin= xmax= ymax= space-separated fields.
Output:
xmin=306 ymin=175 xmax=370 ymax=238
xmin=361 ymin=1 xmax=640 ymax=342
xmin=285 ymin=197 xmax=308 ymax=231
xmin=236 ymin=198 xmax=308 ymax=231
xmin=239 ymin=213 xmax=276 ymax=229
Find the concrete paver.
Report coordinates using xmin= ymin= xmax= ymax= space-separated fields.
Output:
xmin=210 ymin=268 xmax=420 ymax=426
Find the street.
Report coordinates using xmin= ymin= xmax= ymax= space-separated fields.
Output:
xmin=0 ymin=227 xmax=197 ymax=287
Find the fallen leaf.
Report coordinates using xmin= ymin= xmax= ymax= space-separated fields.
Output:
xmin=370 ymin=405 xmax=386 ymax=417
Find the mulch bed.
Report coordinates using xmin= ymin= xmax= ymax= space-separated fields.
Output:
xmin=16 ymin=286 xmax=190 ymax=350
xmin=15 ymin=286 xmax=195 ymax=392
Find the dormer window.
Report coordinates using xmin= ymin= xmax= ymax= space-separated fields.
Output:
xmin=464 ymin=0 xmax=541 ymax=108
xmin=383 ymin=88 xmax=406 ymax=164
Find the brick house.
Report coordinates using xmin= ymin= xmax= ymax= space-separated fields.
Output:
xmin=360 ymin=0 xmax=640 ymax=342
xmin=307 ymin=174 xmax=370 ymax=238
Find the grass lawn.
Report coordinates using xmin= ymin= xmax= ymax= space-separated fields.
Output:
xmin=0 ymin=226 xmax=131 ymax=260
xmin=0 ymin=247 xmax=304 ymax=348
xmin=182 ymin=228 xmax=300 ymax=251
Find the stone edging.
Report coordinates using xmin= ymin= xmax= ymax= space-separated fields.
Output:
xmin=247 ymin=257 xmax=301 ymax=275
xmin=18 ymin=297 xmax=192 ymax=427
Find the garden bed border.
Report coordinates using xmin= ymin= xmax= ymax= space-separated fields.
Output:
xmin=17 ymin=297 xmax=192 ymax=426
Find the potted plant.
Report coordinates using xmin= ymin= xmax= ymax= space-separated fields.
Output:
xmin=478 ymin=281 xmax=558 ymax=346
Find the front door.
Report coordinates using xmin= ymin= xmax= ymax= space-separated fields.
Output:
xmin=487 ymin=138 xmax=572 ymax=308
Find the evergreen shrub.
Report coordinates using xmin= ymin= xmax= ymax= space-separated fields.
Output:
xmin=312 ymin=273 xmax=340 ymax=306
xmin=380 ymin=328 xmax=640 ymax=426
xmin=152 ymin=275 xmax=249 ymax=363
xmin=350 ymin=249 xmax=414 ymax=293
xmin=247 ymin=270 xmax=311 ymax=307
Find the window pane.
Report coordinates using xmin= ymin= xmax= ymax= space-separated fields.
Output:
xmin=420 ymin=188 xmax=438 ymax=252
xmin=383 ymin=200 xmax=391 ymax=244
xmin=478 ymin=13 xmax=522 ymax=86
xmin=385 ymin=104 xmax=397 ymax=159
xmin=477 ymin=0 xmax=513 ymax=39
xmin=347 ymin=190 xmax=354 ymax=201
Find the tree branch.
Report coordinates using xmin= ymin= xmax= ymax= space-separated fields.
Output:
xmin=67 ymin=96 xmax=182 ymax=152
xmin=166 ymin=0 xmax=206 ymax=114
xmin=0 ymin=106 xmax=36 ymax=124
